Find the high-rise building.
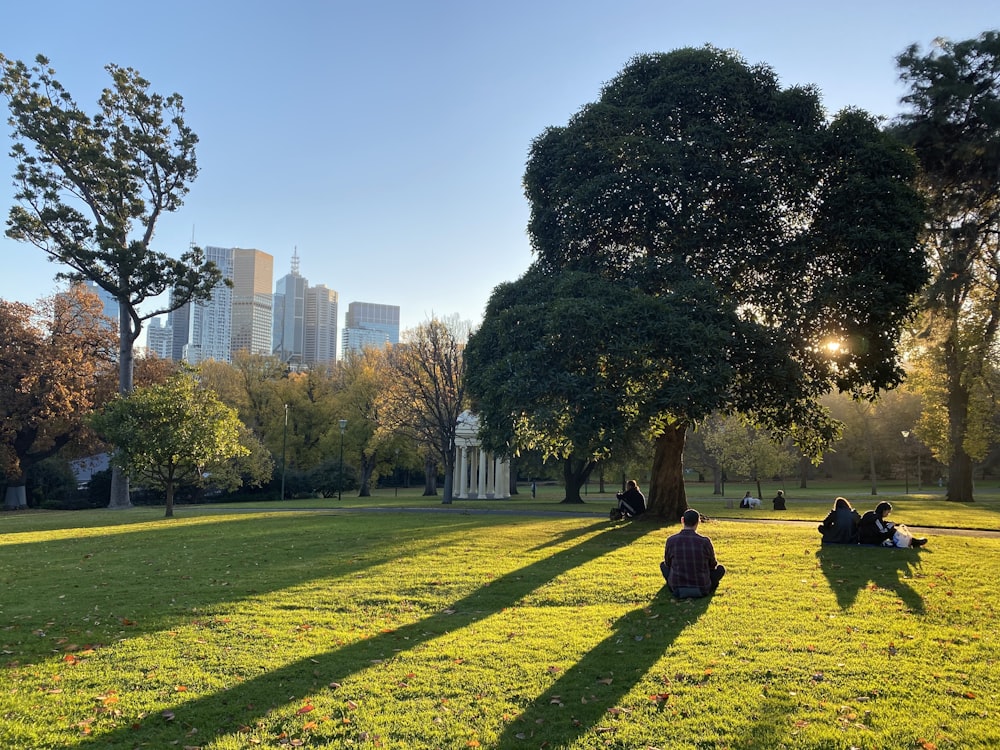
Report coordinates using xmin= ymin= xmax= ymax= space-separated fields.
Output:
xmin=167 ymin=293 xmax=190 ymax=362
xmin=231 ymin=248 xmax=273 ymax=356
xmin=186 ymin=245 xmax=234 ymax=364
xmin=145 ymin=317 xmax=172 ymax=359
xmin=61 ymin=280 xmax=118 ymax=332
xmin=272 ymin=250 xmax=307 ymax=365
xmin=341 ymin=301 xmax=399 ymax=357
xmin=304 ymin=284 xmax=339 ymax=365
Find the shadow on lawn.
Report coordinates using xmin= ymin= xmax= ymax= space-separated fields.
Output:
xmin=86 ymin=519 xmax=665 ymax=748
xmin=496 ymin=585 xmax=709 ymax=748
xmin=816 ymin=545 xmax=926 ymax=613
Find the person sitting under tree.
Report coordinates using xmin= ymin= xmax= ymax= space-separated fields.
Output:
xmin=660 ymin=509 xmax=726 ymax=598
xmin=610 ymin=479 xmax=646 ymax=521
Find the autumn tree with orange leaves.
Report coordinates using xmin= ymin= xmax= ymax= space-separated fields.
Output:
xmin=1 ymin=288 xmax=116 ymax=509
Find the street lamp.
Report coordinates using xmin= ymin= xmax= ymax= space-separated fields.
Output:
xmin=901 ymin=430 xmax=910 ymax=494
xmin=338 ymin=419 xmax=347 ymax=501
xmin=394 ymin=448 xmax=400 ymax=497
xmin=280 ymin=403 xmax=288 ymax=500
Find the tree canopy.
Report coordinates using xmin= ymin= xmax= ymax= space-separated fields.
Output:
xmin=0 ymin=54 xmax=225 ymax=508
xmin=892 ymin=31 xmax=1000 ymax=502
xmin=90 ymin=372 xmax=265 ymax=517
xmin=1 ymin=288 xmax=116 ymax=508
xmin=467 ymin=46 xmax=927 ymax=519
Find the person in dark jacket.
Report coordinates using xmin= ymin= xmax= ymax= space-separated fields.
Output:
xmin=612 ymin=479 xmax=646 ymax=520
xmin=772 ymin=490 xmax=786 ymax=510
xmin=858 ymin=501 xmax=927 ymax=547
xmin=818 ymin=497 xmax=861 ymax=544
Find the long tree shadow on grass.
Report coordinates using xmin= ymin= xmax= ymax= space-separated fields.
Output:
xmin=83 ymin=519 xmax=662 ymax=749
xmin=496 ymin=585 xmax=708 ymax=748
xmin=0 ymin=513 xmax=459 ymax=669
xmin=816 ymin=544 xmax=926 ymax=613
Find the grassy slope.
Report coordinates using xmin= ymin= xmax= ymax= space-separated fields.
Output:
xmin=0 ymin=507 xmax=997 ymax=749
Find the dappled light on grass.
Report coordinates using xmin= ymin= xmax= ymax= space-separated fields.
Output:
xmin=0 ymin=512 xmax=998 ymax=747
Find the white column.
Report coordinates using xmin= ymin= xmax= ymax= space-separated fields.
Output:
xmin=477 ymin=448 xmax=487 ymax=498
xmin=458 ymin=446 xmax=469 ymax=498
xmin=494 ymin=456 xmax=505 ymax=498
xmin=485 ymin=453 xmax=495 ymax=498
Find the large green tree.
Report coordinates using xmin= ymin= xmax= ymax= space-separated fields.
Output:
xmin=466 ymin=268 xmax=732 ymax=503
xmin=892 ymin=31 xmax=1000 ymax=502
xmin=467 ymin=47 xmax=926 ymax=520
xmin=90 ymin=372 xmax=263 ymax=517
xmin=0 ymin=54 xmax=224 ymax=508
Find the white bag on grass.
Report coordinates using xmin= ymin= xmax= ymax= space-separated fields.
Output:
xmin=892 ymin=524 xmax=913 ymax=548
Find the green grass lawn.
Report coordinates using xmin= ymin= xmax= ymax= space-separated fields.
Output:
xmin=1 ymin=505 xmax=998 ymax=749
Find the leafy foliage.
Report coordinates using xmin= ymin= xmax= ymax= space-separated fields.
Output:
xmin=469 ymin=46 xmax=926 ymax=517
xmin=892 ymin=31 xmax=1000 ymax=501
xmin=0 ymin=288 xmax=115 ymax=507
xmin=1 ymin=53 xmax=225 ymax=507
xmin=90 ymin=372 xmax=265 ymax=516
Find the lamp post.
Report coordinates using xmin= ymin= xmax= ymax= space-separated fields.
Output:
xmin=338 ymin=419 xmax=347 ymax=501
xmin=394 ymin=449 xmax=400 ymax=497
xmin=280 ymin=403 xmax=288 ymax=500
xmin=901 ymin=430 xmax=910 ymax=494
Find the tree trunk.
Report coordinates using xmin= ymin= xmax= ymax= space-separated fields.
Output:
xmin=422 ymin=455 xmax=438 ymax=496
xmin=799 ymin=455 xmax=809 ymax=489
xmin=109 ymin=301 xmax=135 ymax=509
xmin=441 ymin=450 xmax=455 ymax=504
xmin=358 ymin=451 xmax=376 ymax=497
xmin=508 ymin=458 xmax=518 ymax=495
xmin=560 ymin=456 xmax=595 ymax=503
xmin=946 ymin=376 xmax=975 ymax=502
xmin=646 ymin=423 xmax=688 ymax=521
xmin=712 ymin=466 xmax=722 ymax=496
xmin=164 ymin=481 xmax=175 ymax=518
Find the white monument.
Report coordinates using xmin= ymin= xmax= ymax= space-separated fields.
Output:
xmin=453 ymin=410 xmax=511 ymax=499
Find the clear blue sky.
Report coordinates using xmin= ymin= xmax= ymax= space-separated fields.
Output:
xmin=1 ymin=1 xmax=996 ymax=333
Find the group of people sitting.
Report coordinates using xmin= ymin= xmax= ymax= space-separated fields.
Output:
xmin=610 ymin=481 xmax=928 ymax=602
xmin=740 ymin=490 xmax=787 ymax=509
xmin=818 ymin=497 xmax=927 ymax=548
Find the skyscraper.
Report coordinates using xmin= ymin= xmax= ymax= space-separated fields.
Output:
xmin=304 ymin=284 xmax=339 ymax=365
xmin=145 ymin=317 xmax=172 ymax=359
xmin=341 ymin=301 xmax=399 ymax=357
xmin=185 ymin=245 xmax=233 ymax=364
xmin=231 ymin=248 xmax=273 ymax=356
xmin=272 ymin=250 xmax=307 ymax=365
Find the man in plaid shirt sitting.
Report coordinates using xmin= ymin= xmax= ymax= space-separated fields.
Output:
xmin=660 ymin=509 xmax=726 ymax=598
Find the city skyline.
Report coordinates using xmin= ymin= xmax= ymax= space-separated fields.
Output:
xmin=1 ymin=2 xmax=996 ymax=332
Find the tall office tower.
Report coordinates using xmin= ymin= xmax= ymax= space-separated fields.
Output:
xmin=231 ymin=248 xmax=274 ymax=357
xmin=304 ymin=284 xmax=339 ymax=365
xmin=185 ymin=245 xmax=234 ymax=364
xmin=145 ymin=317 xmax=172 ymax=359
xmin=167 ymin=295 xmax=190 ymax=362
xmin=66 ymin=280 xmax=118 ymax=331
xmin=272 ymin=250 xmax=307 ymax=364
xmin=341 ymin=301 xmax=400 ymax=357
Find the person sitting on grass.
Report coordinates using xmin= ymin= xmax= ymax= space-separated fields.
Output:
xmin=772 ymin=490 xmax=786 ymax=510
xmin=858 ymin=501 xmax=927 ymax=548
xmin=660 ymin=509 xmax=726 ymax=598
xmin=818 ymin=496 xmax=861 ymax=544
xmin=611 ymin=479 xmax=646 ymax=520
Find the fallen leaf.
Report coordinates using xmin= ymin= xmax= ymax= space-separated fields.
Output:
xmin=296 ymin=704 xmax=314 ymax=715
